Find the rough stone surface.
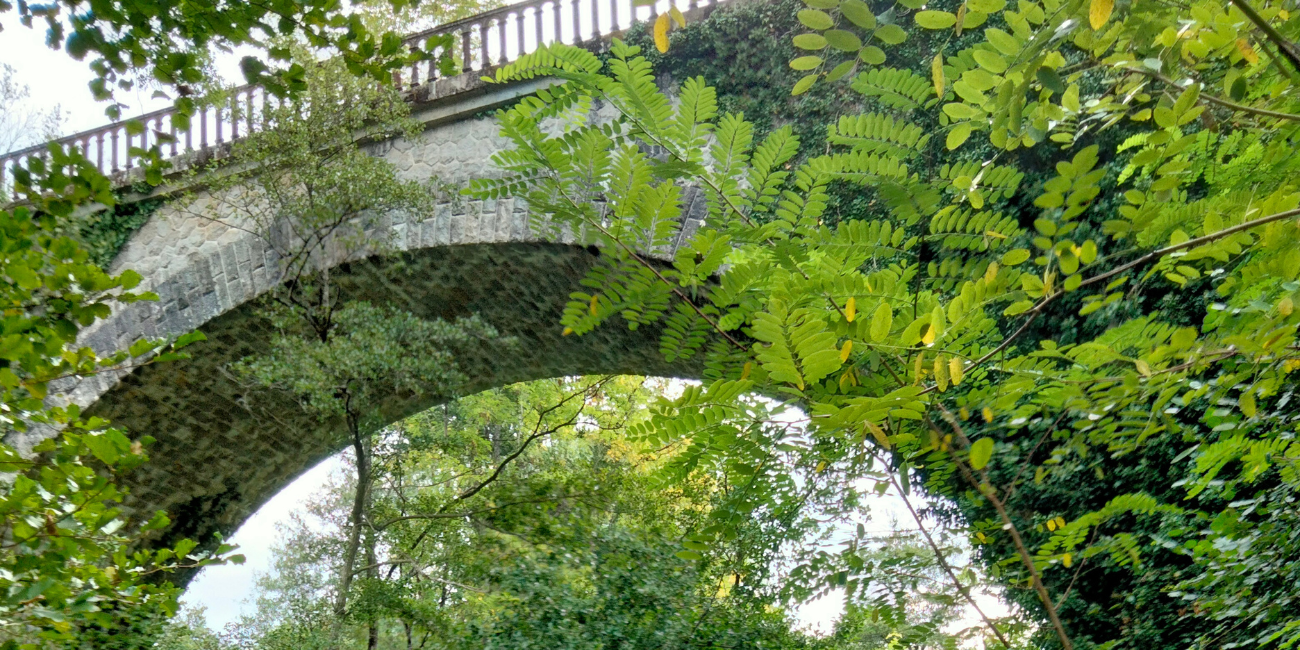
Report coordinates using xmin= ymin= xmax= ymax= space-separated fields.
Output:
xmin=38 ymin=81 xmax=709 ymax=576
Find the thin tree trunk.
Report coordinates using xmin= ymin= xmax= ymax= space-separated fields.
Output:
xmin=366 ymin=509 xmax=379 ymax=650
xmin=335 ymin=405 xmax=371 ymax=620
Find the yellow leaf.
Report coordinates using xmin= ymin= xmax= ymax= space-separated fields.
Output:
xmin=914 ymin=353 xmax=925 ymax=383
xmin=959 ymin=407 xmax=969 ymax=420
xmin=950 ymin=357 xmax=964 ymax=385
xmin=1282 ymin=359 xmax=1300 ymax=374
xmin=955 ymin=2 xmax=966 ymax=35
xmin=1056 ymin=517 xmax=1066 ymax=528
xmin=846 ymin=296 xmax=857 ymax=322
xmin=669 ymin=5 xmax=686 ymax=27
xmin=934 ymin=354 xmax=949 ymax=392
xmin=563 ymin=327 xmax=574 ymax=336
xmin=839 ymin=371 xmax=852 ymax=390
xmin=1062 ymin=553 xmax=1073 ymax=568
xmin=931 ymin=52 xmax=945 ymax=97
xmin=1089 ymin=0 xmax=1113 ymax=30
xmin=866 ymin=421 xmax=891 ymax=449
xmin=654 ymin=13 xmax=670 ymax=53
xmin=984 ymin=230 xmax=1008 ymax=239
xmin=815 ymin=460 xmax=827 ymax=472
xmin=984 ymin=262 xmax=999 ymax=284
xmin=1135 ymin=359 xmax=1152 ymax=377
xmin=921 ymin=324 xmax=937 ymax=346
xmin=1241 ymin=392 xmax=1257 ymax=417
xmin=976 ymin=531 xmax=987 ymax=542
xmin=1237 ymin=38 xmax=1260 ymax=64
xmin=982 ymin=407 xmax=994 ymax=423
xmin=840 ymin=340 xmax=853 ymax=362
xmin=590 ymin=294 xmax=599 ymax=315
xmin=1280 ymin=296 xmax=1294 ymax=317
xmin=1047 ymin=519 xmax=1057 ymax=531
xmin=741 ymin=362 xmax=752 ymax=380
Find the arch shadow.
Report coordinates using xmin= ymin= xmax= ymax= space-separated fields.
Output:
xmin=86 ymin=242 xmax=703 ymax=581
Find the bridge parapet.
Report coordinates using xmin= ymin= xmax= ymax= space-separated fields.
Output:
xmin=0 ymin=0 xmax=722 ymax=199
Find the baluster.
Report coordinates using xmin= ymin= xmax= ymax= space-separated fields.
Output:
xmin=410 ymin=47 xmax=420 ymax=88
xmin=462 ymin=29 xmax=473 ymax=73
xmin=169 ymin=116 xmax=179 ymax=157
xmin=612 ymin=0 xmax=619 ymax=32
xmin=185 ymin=115 xmax=193 ymax=151
xmin=535 ymin=5 xmax=545 ymax=49
xmin=592 ymin=0 xmax=599 ymax=40
xmin=517 ymin=9 xmax=528 ymax=55
xmin=125 ymin=128 xmax=134 ymax=171
xmin=434 ymin=36 xmax=444 ymax=82
xmin=111 ymin=128 xmax=121 ymax=172
xmin=230 ymin=92 xmax=240 ymax=140
xmin=216 ymin=102 xmax=225 ymax=144
xmin=572 ymin=0 xmax=581 ymax=42
xmin=1 ymin=160 xmax=7 ymax=202
xmin=95 ymin=132 xmax=104 ymax=173
xmin=479 ymin=23 xmax=489 ymax=69
xmin=553 ymin=0 xmax=562 ymax=43
xmin=246 ymin=89 xmax=255 ymax=135
xmin=498 ymin=15 xmax=508 ymax=64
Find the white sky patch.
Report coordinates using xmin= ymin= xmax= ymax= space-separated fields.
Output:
xmin=180 ymin=454 xmax=344 ymax=631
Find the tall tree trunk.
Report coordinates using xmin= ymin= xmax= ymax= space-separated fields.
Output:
xmin=334 ymin=405 xmax=371 ymax=620
xmin=366 ymin=509 xmax=380 ymax=650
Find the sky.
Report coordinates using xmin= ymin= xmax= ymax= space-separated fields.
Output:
xmin=2 ymin=18 xmax=1009 ymax=640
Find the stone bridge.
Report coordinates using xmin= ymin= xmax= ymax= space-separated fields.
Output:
xmin=2 ymin=0 xmax=726 ymax=563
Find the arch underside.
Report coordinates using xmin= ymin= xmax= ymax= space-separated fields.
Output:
xmin=87 ymin=242 xmax=702 ymax=575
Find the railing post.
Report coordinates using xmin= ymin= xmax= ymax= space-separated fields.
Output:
xmin=536 ymin=5 xmax=545 ymax=49
xmin=462 ymin=29 xmax=473 ymax=72
xmin=479 ymin=23 xmax=489 ymax=69
xmin=553 ymin=0 xmax=562 ymax=42
xmin=498 ymin=15 xmax=508 ymax=64
xmin=572 ymin=0 xmax=581 ymax=42
xmin=434 ymin=36 xmax=444 ymax=82
xmin=226 ymin=96 xmax=235 ymax=141
xmin=246 ymin=89 xmax=254 ymax=136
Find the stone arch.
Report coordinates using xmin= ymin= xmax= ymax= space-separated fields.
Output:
xmin=42 ymin=81 xmax=709 ymax=567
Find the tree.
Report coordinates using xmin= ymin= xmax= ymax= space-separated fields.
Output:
xmin=201 ymin=376 xmax=828 ymax=650
xmin=0 ymin=64 xmax=64 ymax=155
xmin=469 ymin=10 xmax=1300 ymax=645
xmin=0 ymin=75 xmax=235 ymax=650
xmin=181 ymin=54 xmax=512 ymax=645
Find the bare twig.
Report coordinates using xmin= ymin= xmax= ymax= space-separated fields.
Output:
xmin=930 ymin=409 xmax=1074 ymax=650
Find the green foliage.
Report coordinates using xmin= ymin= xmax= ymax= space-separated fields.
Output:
xmin=0 ymin=0 xmax=440 ymax=119
xmin=0 ymin=112 xmax=232 ymax=649
xmin=473 ymin=2 xmax=1300 ymax=642
xmin=200 ymin=377 xmax=819 ymax=650
xmin=236 ymin=302 xmax=502 ymax=421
